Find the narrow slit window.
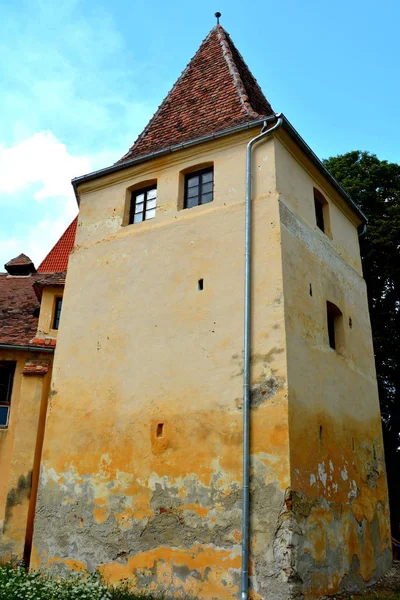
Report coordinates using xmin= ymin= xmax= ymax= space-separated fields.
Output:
xmin=129 ymin=185 xmax=157 ymax=225
xmin=326 ymin=301 xmax=343 ymax=351
xmin=0 ymin=361 xmax=16 ymax=428
xmin=184 ymin=167 xmax=214 ymax=209
xmin=53 ymin=297 xmax=63 ymax=330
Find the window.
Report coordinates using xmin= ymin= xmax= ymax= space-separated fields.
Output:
xmin=326 ymin=301 xmax=343 ymax=351
xmin=314 ymin=188 xmax=330 ymax=236
xmin=129 ymin=185 xmax=157 ymax=224
xmin=0 ymin=362 xmax=16 ymax=428
xmin=53 ymin=297 xmax=63 ymax=330
xmin=184 ymin=167 xmax=213 ymax=209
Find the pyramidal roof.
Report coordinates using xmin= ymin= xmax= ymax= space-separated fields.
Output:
xmin=37 ymin=217 xmax=77 ymax=273
xmin=117 ymin=25 xmax=274 ymax=164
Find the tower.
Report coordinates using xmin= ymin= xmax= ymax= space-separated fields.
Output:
xmin=31 ymin=24 xmax=391 ymax=599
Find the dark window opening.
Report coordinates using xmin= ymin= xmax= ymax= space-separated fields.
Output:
xmin=314 ymin=188 xmax=330 ymax=235
xmin=184 ymin=167 xmax=213 ymax=209
xmin=53 ymin=297 xmax=63 ymax=330
xmin=198 ymin=279 xmax=204 ymax=291
xmin=129 ymin=185 xmax=157 ymax=225
xmin=314 ymin=197 xmax=325 ymax=232
xmin=156 ymin=423 xmax=164 ymax=438
xmin=0 ymin=361 xmax=16 ymax=428
xmin=326 ymin=301 xmax=342 ymax=350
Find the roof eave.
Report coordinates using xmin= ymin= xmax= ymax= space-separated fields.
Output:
xmin=72 ymin=113 xmax=366 ymax=224
xmin=71 ymin=117 xmax=271 ymax=204
xmin=280 ymin=116 xmax=367 ymax=224
xmin=0 ymin=343 xmax=54 ymax=353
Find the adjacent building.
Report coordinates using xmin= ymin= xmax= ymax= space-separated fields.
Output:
xmin=0 ymin=218 xmax=77 ymax=563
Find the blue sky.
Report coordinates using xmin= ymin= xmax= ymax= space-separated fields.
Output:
xmin=1 ymin=0 xmax=399 ymax=268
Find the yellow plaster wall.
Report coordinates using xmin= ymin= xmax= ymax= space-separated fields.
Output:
xmin=0 ymin=349 xmax=52 ymax=561
xmin=32 ymin=131 xmax=290 ymax=599
xmin=31 ymin=128 xmax=390 ymax=599
xmin=274 ymin=133 xmax=363 ymax=274
xmin=276 ymin=138 xmax=391 ymax=598
xmin=37 ymin=287 xmax=63 ymax=337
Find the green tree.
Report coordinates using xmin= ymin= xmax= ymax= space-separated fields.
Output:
xmin=324 ymin=151 xmax=400 ymax=537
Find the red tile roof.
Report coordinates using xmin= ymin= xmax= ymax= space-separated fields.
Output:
xmin=0 ymin=273 xmax=41 ymax=347
xmin=0 ymin=219 xmax=76 ymax=349
xmin=117 ymin=25 xmax=274 ymax=164
xmin=33 ymin=272 xmax=66 ymax=300
xmin=37 ymin=217 xmax=77 ymax=273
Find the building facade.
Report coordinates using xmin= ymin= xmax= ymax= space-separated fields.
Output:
xmin=0 ymin=219 xmax=76 ymax=564
xmin=2 ymin=24 xmax=391 ymax=600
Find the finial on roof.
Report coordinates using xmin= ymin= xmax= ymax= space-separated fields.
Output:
xmin=215 ymin=12 xmax=221 ymax=25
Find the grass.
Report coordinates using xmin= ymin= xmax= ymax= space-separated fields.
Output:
xmin=0 ymin=564 xmax=192 ymax=600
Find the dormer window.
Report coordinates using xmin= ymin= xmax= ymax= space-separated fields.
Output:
xmin=129 ymin=185 xmax=157 ymax=224
xmin=4 ymin=253 xmax=36 ymax=277
xmin=53 ymin=297 xmax=63 ymax=330
xmin=184 ymin=167 xmax=214 ymax=209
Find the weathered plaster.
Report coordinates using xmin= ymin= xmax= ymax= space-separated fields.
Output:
xmin=31 ymin=129 xmax=390 ymax=599
xmin=0 ymin=349 xmax=51 ymax=562
xmin=277 ymin=134 xmax=391 ymax=599
xmin=32 ymin=132 xmax=292 ymax=599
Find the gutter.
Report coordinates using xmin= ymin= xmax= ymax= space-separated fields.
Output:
xmin=0 ymin=344 xmax=54 ymax=354
xmin=241 ymin=116 xmax=284 ymax=600
xmin=71 ymin=114 xmax=367 ymax=224
xmin=71 ymin=117 xmax=275 ymax=205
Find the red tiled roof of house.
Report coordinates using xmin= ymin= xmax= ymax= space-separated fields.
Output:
xmin=0 ymin=273 xmax=41 ymax=347
xmin=37 ymin=217 xmax=77 ymax=273
xmin=33 ymin=272 xmax=66 ymax=300
xmin=117 ymin=25 xmax=274 ymax=164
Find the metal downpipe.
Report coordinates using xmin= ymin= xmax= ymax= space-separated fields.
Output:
xmin=241 ymin=115 xmax=284 ymax=600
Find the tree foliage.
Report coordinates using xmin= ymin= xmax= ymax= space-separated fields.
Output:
xmin=323 ymin=151 xmax=400 ymax=536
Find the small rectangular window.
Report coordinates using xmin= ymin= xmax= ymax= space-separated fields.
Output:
xmin=326 ymin=301 xmax=343 ymax=351
xmin=314 ymin=188 xmax=331 ymax=236
xmin=0 ymin=361 xmax=16 ymax=428
xmin=53 ymin=297 xmax=63 ymax=330
xmin=129 ymin=185 xmax=157 ymax=225
xmin=184 ymin=168 xmax=213 ymax=209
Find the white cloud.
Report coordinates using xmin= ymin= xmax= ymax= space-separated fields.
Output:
xmin=0 ymin=131 xmax=92 ymax=269
xmin=0 ymin=131 xmax=90 ymax=202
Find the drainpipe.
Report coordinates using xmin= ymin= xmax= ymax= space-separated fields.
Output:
xmin=241 ymin=114 xmax=284 ymax=600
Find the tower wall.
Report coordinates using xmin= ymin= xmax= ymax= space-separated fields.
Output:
xmin=276 ymin=135 xmax=391 ymax=598
xmin=32 ymin=132 xmax=292 ymax=599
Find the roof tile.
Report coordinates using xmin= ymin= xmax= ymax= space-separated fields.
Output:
xmin=37 ymin=218 xmax=77 ymax=273
xmin=117 ymin=25 xmax=274 ymax=163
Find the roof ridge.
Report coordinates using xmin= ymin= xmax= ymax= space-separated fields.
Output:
xmin=117 ymin=25 xmax=274 ymax=163
xmin=216 ymin=26 xmax=259 ymax=119
xmin=118 ymin=27 xmax=218 ymax=164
